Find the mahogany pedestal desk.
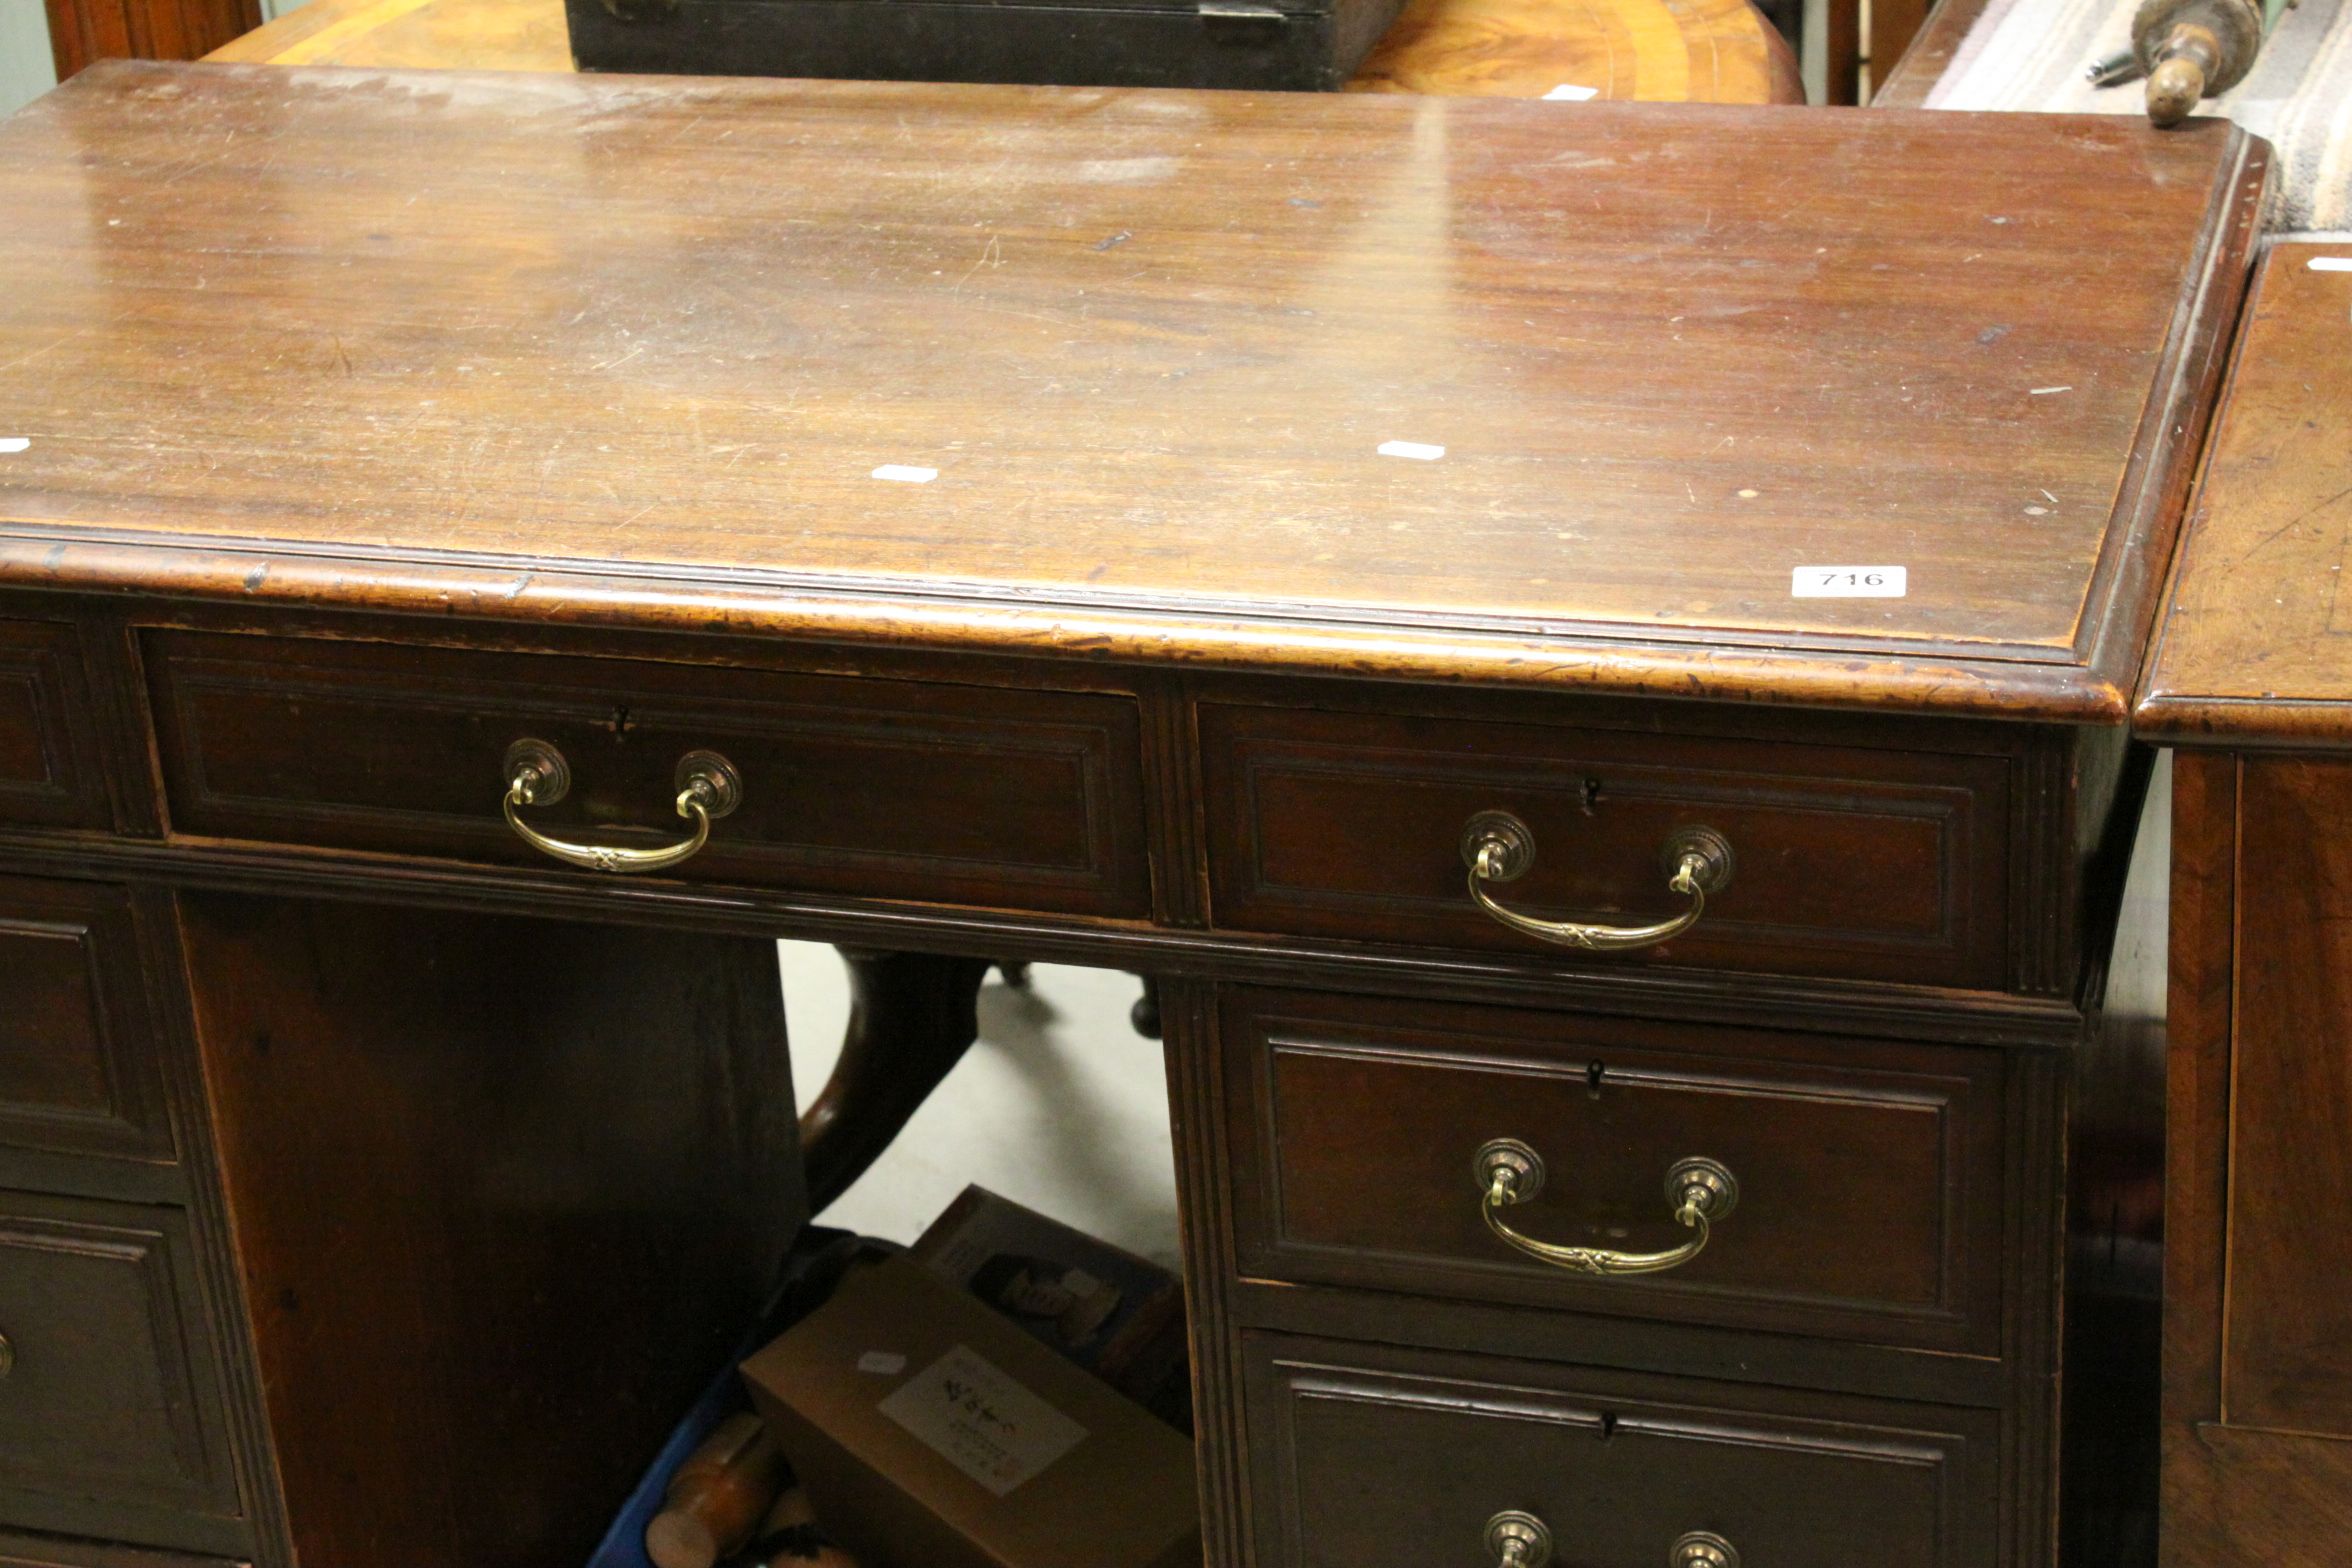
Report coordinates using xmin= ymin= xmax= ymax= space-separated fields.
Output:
xmin=202 ymin=0 xmax=1804 ymax=1222
xmin=2135 ymin=242 xmax=2352 ymax=1567
xmin=0 ymin=63 xmax=2261 ymax=1568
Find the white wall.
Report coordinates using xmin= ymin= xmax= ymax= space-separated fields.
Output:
xmin=0 ymin=0 xmax=58 ymax=119
xmin=781 ymin=944 xmax=1183 ymax=1272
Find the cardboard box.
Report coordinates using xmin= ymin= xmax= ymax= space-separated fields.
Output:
xmin=740 ymin=1257 xmax=1200 ymax=1568
xmin=910 ymin=1186 xmax=1191 ymax=1432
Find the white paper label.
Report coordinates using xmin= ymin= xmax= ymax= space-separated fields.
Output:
xmin=2309 ymin=257 xmax=2352 ymax=272
xmin=878 ymin=1346 xmax=1087 ymax=1497
xmin=1542 ymin=84 xmax=1600 ymax=100
xmin=857 ymin=1351 xmax=908 ymax=1376
xmin=0 ymin=438 xmax=27 ymax=454
xmin=1376 ymin=440 xmax=1445 ymax=460
xmin=871 ymin=464 xmax=938 ymax=483
xmin=1792 ymin=565 xmax=1907 ymax=598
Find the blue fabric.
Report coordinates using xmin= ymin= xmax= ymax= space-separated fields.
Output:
xmin=584 ymin=1360 xmax=757 ymax=1568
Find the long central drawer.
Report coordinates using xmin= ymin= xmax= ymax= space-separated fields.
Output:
xmin=143 ymin=630 xmax=1151 ymax=916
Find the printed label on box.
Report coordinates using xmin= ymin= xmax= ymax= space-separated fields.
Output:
xmin=878 ymin=1345 xmax=1088 ymax=1497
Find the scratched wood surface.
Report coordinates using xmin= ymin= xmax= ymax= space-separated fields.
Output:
xmin=2136 ymin=243 xmax=2352 ymax=744
xmin=204 ymin=0 xmax=1802 ymax=104
xmin=1870 ymin=0 xmax=1992 ymax=106
xmin=0 ymin=62 xmax=2260 ymax=715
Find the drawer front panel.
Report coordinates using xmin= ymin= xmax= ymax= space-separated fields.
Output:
xmin=1201 ymin=703 xmax=2011 ymax=987
xmin=1245 ymin=1334 xmax=2000 ymax=1568
xmin=0 ymin=1529 xmax=247 ymax=1568
xmin=0 ymin=1191 xmax=240 ymax=1520
xmin=0 ymin=620 xmax=106 ymax=832
xmin=0 ymin=877 xmax=174 ymax=1166
xmin=147 ymin=631 xmax=1150 ymax=915
xmin=1225 ymin=989 xmax=2005 ymax=1352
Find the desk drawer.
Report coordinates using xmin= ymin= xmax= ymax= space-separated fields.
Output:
xmin=0 ymin=1191 xmax=240 ymax=1521
xmin=0 ymin=1529 xmax=247 ymax=1568
xmin=0 ymin=619 xmax=106 ymax=832
xmin=1224 ymin=989 xmax=2005 ymax=1353
xmin=1244 ymin=1334 xmax=2000 ymax=1568
xmin=146 ymin=631 xmax=1150 ymax=915
xmin=1200 ymin=703 xmax=2011 ymax=987
xmin=0 ymin=877 xmax=175 ymax=1167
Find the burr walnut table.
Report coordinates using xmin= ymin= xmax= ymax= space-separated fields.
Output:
xmin=0 ymin=61 xmax=2261 ymax=1568
xmin=2134 ymin=241 xmax=2352 ymax=1568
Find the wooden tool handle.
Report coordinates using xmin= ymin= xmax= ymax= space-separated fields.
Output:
xmin=2146 ymin=22 xmax=2219 ymax=124
xmin=2130 ymin=0 xmax=2265 ymax=123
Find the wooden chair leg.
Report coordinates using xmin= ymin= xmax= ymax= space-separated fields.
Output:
xmin=796 ymin=948 xmax=995 ymax=1212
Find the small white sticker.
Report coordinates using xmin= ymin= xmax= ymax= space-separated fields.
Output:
xmin=0 ymin=438 xmax=27 ymax=454
xmin=1377 ymin=440 xmax=1445 ymax=460
xmin=879 ymin=1345 xmax=1087 ymax=1497
xmin=857 ymin=1351 xmax=908 ymax=1376
xmin=2311 ymin=257 xmax=2352 ymax=272
xmin=1793 ymin=565 xmax=1907 ymax=598
xmin=1542 ymin=83 xmax=1599 ymax=100
xmin=871 ymin=464 xmax=938 ymax=483
xmin=2028 ymin=386 xmax=2073 ymax=396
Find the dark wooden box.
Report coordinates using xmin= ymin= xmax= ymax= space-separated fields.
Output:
xmin=563 ymin=0 xmax=1409 ymax=90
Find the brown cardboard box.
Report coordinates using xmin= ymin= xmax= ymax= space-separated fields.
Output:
xmin=740 ymin=1256 xmax=1200 ymax=1568
xmin=910 ymin=1185 xmax=1191 ymax=1432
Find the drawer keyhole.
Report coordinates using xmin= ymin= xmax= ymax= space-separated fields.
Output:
xmin=1586 ymin=1060 xmax=1606 ymax=1097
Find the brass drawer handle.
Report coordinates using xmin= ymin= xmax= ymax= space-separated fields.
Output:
xmin=1485 ymin=1510 xmax=1552 ymax=1567
xmin=1461 ymin=812 xmax=1733 ymax=952
xmin=502 ymin=738 xmax=742 ymax=875
xmin=1475 ymin=1139 xmax=1739 ymax=1277
xmin=1674 ymin=1533 xmax=1741 ymax=1568
xmin=0 ymin=1331 xmax=12 ymax=1378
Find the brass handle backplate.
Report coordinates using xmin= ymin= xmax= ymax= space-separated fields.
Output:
xmin=502 ymin=738 xmax=741 ymax=875
xmin=1484 ymin=1510 xmax=1553 ymax=1568
xmin=1475 ymin=1139 xmax=1739 ymax=1277
xmin=1461 ymin=812 xmax=1733 ymax=953
xmin=0 ymin=1331 xmax=12 ymax=1378
xmin=1673 ymin=1531 xmax=1741 ymax=1568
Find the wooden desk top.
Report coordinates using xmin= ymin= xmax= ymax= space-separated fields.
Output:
xmin=0 ymin=63 xmax=2259 ymax=717
xmin=1870 ymin=0 xmax=1988 ymax=107
xmin=2136 ymin=242 xmax=2352 ymax=746
xmin=204 ymin=0 xmax=1802 ymax=105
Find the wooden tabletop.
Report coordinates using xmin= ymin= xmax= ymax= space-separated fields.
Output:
xmin=1869 ymin=0 xmax=1987 ymax=107
xmin=206 ymin=0 xmax=1802 ymax=103
xmin=2136 ymin=243 xmax=2352 ymax=746
xmin=0 ymin=63 xmax=2259 ymax=716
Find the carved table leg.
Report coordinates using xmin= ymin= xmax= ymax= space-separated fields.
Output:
xmin=1132 ymin=975 xmax=1163 ymax=1039
xmin=797 ymin=948 xmax=995 ymax=1213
